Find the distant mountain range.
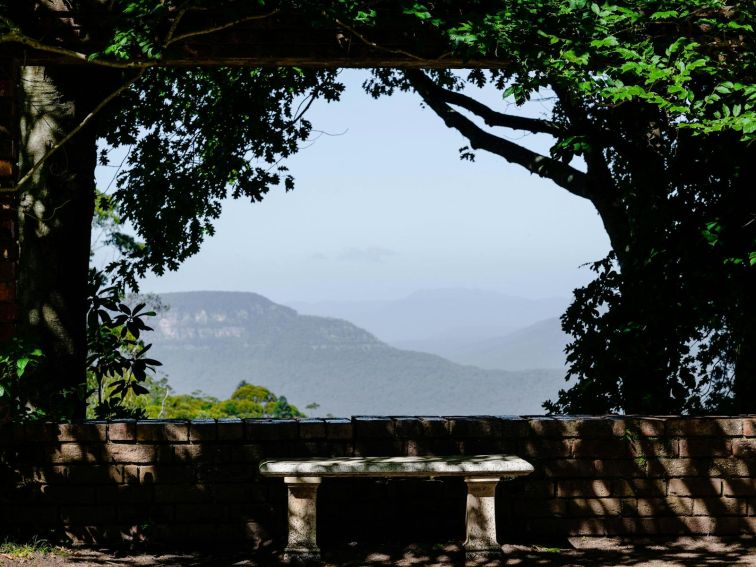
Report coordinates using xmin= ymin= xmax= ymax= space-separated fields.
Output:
xmin=394 ymin=317 xmax=570 ymax=371
xmin=147 ymin=291 xmax=567 ymax=417
xmin=287 ymin=288 xmax=568 ymax=342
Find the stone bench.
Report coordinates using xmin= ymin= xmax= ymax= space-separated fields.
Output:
xmin=259 ymin=454 xmax=534 ymax=561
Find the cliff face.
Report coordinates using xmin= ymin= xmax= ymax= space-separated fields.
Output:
xmin=147 ymin=291 xmax=563 ymax=417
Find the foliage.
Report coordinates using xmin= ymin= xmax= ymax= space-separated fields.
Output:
xmin=118 ymin=377 xmax=304 ymax=419
xmin=86 ymin=269 xmax=162 ymax=419
xmin=0 ymin=338 xmax=44 ymax=422
xmin=99 ymin=66 xmax=343 ymax=290
xmin=0 ymin=536 xmax=69 ymax=560
xmin=4 ymin=1 xmax=755 ymax=414
xmin=357 ymin=1 xmax=755 ymax=413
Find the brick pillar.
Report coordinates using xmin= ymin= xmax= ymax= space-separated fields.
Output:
xmin=0 ymin=59 xmax=19 ymax=343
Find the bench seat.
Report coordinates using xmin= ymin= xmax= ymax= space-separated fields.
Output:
xmin=259 ymin=454 xmax=533 ymax=478
xmin=260 ymin=454 xmax=533 ymax=561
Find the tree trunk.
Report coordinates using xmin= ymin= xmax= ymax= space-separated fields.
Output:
xmin=734 ymin=268 xmax=756 ymax=414
xmin=17 ymin=66 xmax=108 ymax=419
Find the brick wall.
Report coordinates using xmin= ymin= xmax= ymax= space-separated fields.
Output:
xmin=1 ymin=416 xmax=754 ymax=546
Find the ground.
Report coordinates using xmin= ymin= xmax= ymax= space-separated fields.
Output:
xmin=0 ymin=538 xmax=754 ymax=566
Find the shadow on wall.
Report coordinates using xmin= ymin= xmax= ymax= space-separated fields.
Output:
xmin=0 ymin=416 xmax=754 ymax=551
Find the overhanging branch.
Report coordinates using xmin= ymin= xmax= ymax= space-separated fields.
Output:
xmin=432 ymin=85 xmax=565 ymax=136
xmin=405 ymin=70 xmax=590 ymax=200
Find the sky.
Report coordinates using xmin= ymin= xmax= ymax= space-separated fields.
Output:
xmin=94 ymin=69 xmax=610 ymax=303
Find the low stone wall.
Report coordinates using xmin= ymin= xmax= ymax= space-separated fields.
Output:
xmin=1 ymin=416 xmax=754 ymax=546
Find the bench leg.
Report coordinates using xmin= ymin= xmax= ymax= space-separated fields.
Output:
xmin=283 ymin=476 xmax=321 ymax=562
xmin=464 ymin=477 xmax=500 ymax=557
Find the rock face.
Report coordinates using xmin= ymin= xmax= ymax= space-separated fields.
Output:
xmin=148 ymin=291 xmax=564 ymax=417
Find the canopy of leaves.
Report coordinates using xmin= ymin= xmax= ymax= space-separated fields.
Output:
xmin=99 ymin=66 xmax=343 ymax=289
xmin=115 ymin=377 xmax=305 ymax=419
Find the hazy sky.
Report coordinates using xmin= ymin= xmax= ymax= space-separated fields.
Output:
xmin=95 ymin=70 xmax=610 ymax=303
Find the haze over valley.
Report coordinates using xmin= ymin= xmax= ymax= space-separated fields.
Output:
xmin=147 ymin=290 xmax=570 ymax=417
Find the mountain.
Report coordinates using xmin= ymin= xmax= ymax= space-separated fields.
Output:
xmin=436 ymin=317 xmax=570 ymax=371
xmin=286 ymin=288 xmax=568 ymax=343
xmin=147 ymin=291 xmax=564 ymax=417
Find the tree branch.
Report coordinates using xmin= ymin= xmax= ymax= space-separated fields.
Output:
xmin=0 ymin=31 xmax=154 ymax=69
xmin=166 ymin=9 xmax=280 ymax=46
xmin=430 ymin=84 xmax=565 ymax=136
xmin=405 ymin=70 xmax=591 ymax=200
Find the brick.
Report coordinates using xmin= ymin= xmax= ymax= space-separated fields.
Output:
xmin=722 ymin=480 xmax=756 ymax=497
xmin=108 ymin=421 xmax=136 ymax=442
xmin=137 ymin=465 xmax=195 ymax=484
xmin=557 ymin=479 xmax=613 ymax=498
xmin=622 ymin=497 xmax=693 ymax=516
xmin=105 ymin=444 xmax=157 ymax=464
xmin=533 ymin=417 xmax=616 ymax=438
xmin=352 ymin=417 xmax=396 ymax=439
xmin=298 ymin=419 xmax=326 ymax=439
xmin=567 ymin=498 xmax=622 ymax=516
xmin=194 ymin=464 xmax=260 ymax=483
xmin=20 ymin=423 xmax=62 ymax=443
xmin=502 ymin=480 xmax=555 ymax=498
xmin=403 ymin=438 xmax=456 ymax=456
xmin=615 ymin=479 xmax=667 ymax=497
xmin=189 ymin=420 xmax=217 ymax=442
xmin=136 ymin=421 xmax=189 ymax=443
xmin=446 ymin=416 xmax=499 ymax=437
xmin=679 ymin=438 xmax=732 ymax=457
xmin=216 ymin=419 xmax=244 ymax=441
xmin=67 ymin=465 xmax=124 ymax=485
xmin=666 ymin=418 xmax=742 ymax=437
xmin=60 ymin=423 xmax=108 ymax=443
xmin=353 ymin=439 xmax=404 ymax=456
xmin=745 ymin=419 xmax=756 ymax=437
xmin=455 ymin=437 xmax=510 ymax=455
xmin=525 ymin=418 xmax=579 ymax=437
xmin=733 ymin=439 xmax=756 ymax=457
xmin=325 ymin=418 xmax=353 ymax=439
xmin=47 ymin=444 xmax=101 ymax=464
xmin=230 ymin=443 xmax=264 ymax=463
xmin=0 ymin=238 xmax=17 ymax=260
xmin=511 ymin=497 xmax=566 ymax=517
xmin=245 ymin=419 xmax=297 ymax=441
xmin=519 ymin=439 xmax=573 ymax=459
xmin=693 ymin=497 xmax=747 ymax=516
xmin=393 ymin=417 xmax=448 ymax=438
xmin=573 ymin=439 xmax=632 ymax=459
xmin=499 ymin=417 xmax=529 ymax=439
xmin=174 ymin=444 xmax=230 ymax=463
xmin=668 ymin=478 xmax=722 ymax=496
xmin=0 ymin=302 xmax=18 ymax=321
xmin=612 ymin=417 xmax=667 ymax=437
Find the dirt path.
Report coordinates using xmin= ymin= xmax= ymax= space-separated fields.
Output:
xmin=1 ymin=537 xmax=754 ymax=566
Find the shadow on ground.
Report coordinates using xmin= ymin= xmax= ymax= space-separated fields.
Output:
xmin=1 ymin=537 xmax=754 ymax=567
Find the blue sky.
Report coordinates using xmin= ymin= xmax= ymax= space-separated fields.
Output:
xmin=95 ymin=70 xmax=610 ymax=303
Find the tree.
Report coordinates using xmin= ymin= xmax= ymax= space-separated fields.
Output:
xmin=2 ymin=1 xmax=754 ymax=415
xmin=360 ymin=1 xmax=755 ymax=413
xmin=120 ymin=377 xmax=305 ymax=419
xmin=2 ymin=0 xmax=344 ymax=417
